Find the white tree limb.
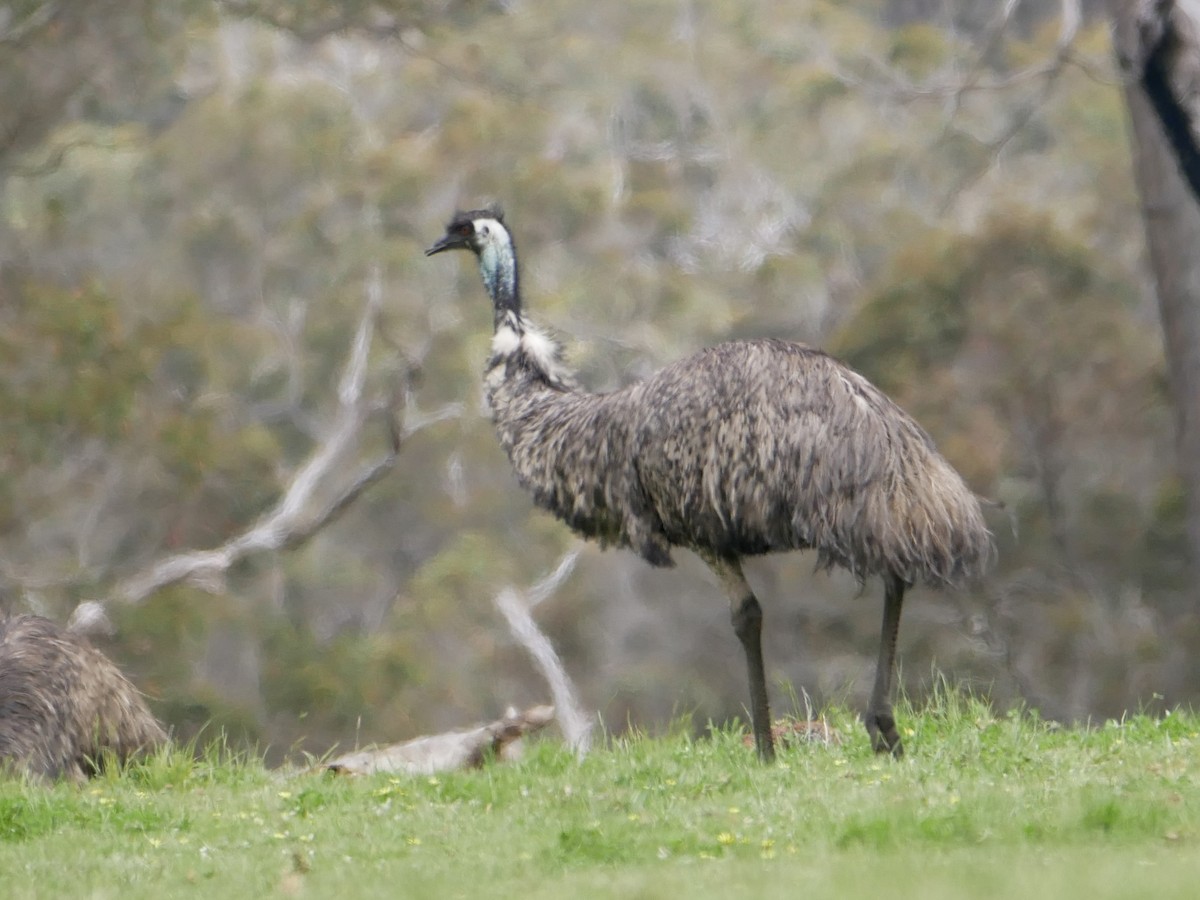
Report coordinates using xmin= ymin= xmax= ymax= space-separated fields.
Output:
xmin=493 ymin=549 xmax=593 ymax=756
xmin=66 ymin=257 xmax=462 ymax=630
xmin=107 ymin=283 xmax=381 ymax=605
xmin=323 ymin=705 xmax=556 ymax=776
xmin=526 ymin=549 xmax=582 ymax=608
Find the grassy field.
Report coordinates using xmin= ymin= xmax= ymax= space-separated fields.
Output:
xmin=2 ymin=692 xmax=1199 ymax=899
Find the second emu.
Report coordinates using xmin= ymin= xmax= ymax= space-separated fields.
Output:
xmin=427 ymin=209 xmax=992 ymax=760
xmin=0 ymin=615 xmax=166 ymax=781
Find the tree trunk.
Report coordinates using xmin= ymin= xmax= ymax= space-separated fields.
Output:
xmin=1111 ymin=0 xmax=1200 ymax=614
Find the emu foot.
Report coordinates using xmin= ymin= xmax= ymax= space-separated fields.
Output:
xmin=864 ymin=710 xmax=904 ymax=758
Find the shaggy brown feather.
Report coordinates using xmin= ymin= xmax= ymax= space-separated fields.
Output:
xmin=0 ymin=615 xmax=166 ymax=781
xmin=487 ymin=335 xmax=991 ymax=585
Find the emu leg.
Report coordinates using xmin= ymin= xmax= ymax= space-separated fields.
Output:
xmin=733 ymin=592 xmax=774 ymax=762
xmin=703 ymin=553 xmax=775 ymax=763
xmin=865 ymin=572 xmax=906 ymax=757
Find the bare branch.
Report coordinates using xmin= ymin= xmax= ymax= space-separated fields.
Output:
xmin=393 ymin=30 xmax=530 ymax=104
xmin=103 ymin=396 xmax=460 ymax=608
xmin=276 ymin=417 xmax=399 ymax=554
xmin=109 ymin=302 xmax=381 ymax=602
xmin=278 ymin=396 xmax=462 ymax=555
xmin=6 ymin=134 xmax=119 ymax=178
xmin=72 ymin=247 xmax=460 ymax=615
xmin=324 ymin=705 xmax=556 ymax=776
xmin=104 ymin=392 xmax=461 ymax=607
xmin=251 ymin=263 xmax=382 ymax=547
xmin=526 ymin=549 xmax=581 ymax=608
xmin=493 ymin=550 xmax=593 ymax=755
xmin=0 ymin=1 xmax=60 ymax=46
xmin=935 ymin=0 xmax=1083 ymax=210
xmin=941 ymin=0 xmax=1027 ymax=122
xmin=213 ymin=0 xmax=403 ymax=43
xmin=881 ymin=0 xmax=1087 ymax=98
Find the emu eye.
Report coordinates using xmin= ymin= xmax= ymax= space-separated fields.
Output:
xmin=456 ymin=223 xmax=472 ymax=236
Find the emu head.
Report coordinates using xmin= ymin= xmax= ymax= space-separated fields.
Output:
xmin=425 ymin=207 xmax=509 ymax=258
xmin=427 ymin=206 xmax=519 ymax=318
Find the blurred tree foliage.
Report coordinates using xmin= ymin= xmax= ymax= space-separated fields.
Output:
xmin=0 ymin=0 xmax=1184 ymax=757
xmin=837 ymin=210 xmax=1168 ymax=590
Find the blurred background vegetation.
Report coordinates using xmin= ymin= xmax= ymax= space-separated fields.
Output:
xmin=1 ymin=0 xmax=1193 ymax=760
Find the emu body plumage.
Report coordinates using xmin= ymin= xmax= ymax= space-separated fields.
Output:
xmin=428 ymin=209 xmax=991 ymax=759
xmin=0 ymin=615 xmax=166 ymax=781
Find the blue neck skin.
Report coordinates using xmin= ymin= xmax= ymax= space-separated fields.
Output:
xmin=479 ymin=236 xmax=521 ymax=330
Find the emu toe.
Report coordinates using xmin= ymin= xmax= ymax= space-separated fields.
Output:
xmin=865 ymin=710 xmax=904 ymax=758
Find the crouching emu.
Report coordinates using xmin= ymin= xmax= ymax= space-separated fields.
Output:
xmin=0 ymin=615 xmax=166 ymax=781
xmin=427 ymin=208 xmax=992 ymax=760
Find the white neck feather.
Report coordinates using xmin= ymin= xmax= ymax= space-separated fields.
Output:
xmin=490 ymin=313 xmax=574 ymax=388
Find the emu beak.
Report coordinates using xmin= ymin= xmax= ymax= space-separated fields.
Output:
xmin=425 ymin=234 xmax=463 ymax=256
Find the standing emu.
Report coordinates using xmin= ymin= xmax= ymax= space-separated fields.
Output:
xmin=0 ymin=615 xmax=166 ymax=781
xmin=427 ymin=208 xmax=991 ymax=760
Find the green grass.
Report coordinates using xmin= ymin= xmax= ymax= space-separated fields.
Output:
xmin=3 ymin=692 xmax=1200 ymax=898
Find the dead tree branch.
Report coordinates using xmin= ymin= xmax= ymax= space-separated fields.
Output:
xmin=833 ymin=0 xmax=1093 ymax=101
xmin=69 ymin=261 xmax=461 ymax=627
xmin=940 ymin=0 xmax=1028 ymax=122
xmin=493 ymin=549 xmax=593 ymax=756
xmin=935 ymin=0 xmax=1082 ymax=210
xmin=819 ymin=0 xmax=1088 ymax=212
xmin=323 ymin=705 xmax=556 ymax=776
xmin=213 ymin=0 xmax=405 ymax=43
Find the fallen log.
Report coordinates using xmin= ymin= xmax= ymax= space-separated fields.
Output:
xmin=324 ymin=705 xmax=555 ymax=776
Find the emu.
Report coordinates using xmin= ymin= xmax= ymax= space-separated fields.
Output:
xmin=0 ymin=615 xmax=166 ymax=781
xmin=427 ymin=208 xmax=991 ymax=760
